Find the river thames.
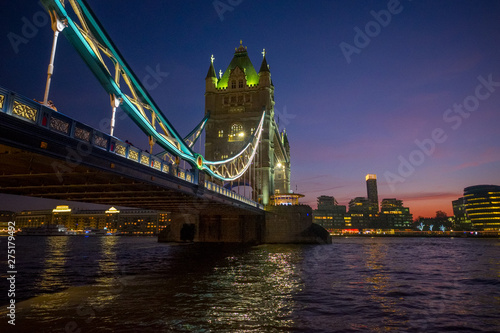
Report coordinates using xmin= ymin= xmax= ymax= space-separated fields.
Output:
xmin=1 ymin=236 xmax=499 ymax=332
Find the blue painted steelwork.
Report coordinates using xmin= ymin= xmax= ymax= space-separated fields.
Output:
xmin=39 ymin=0 xmax=263 ymax=182
xmin=0 ymin=85 xmax=263 ymax=209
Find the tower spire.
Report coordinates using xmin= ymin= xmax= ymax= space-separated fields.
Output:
xmin=259 ymin=48 xmax=270 ymax=73
xmin=205 ymin=54 xmax=216 ymax=79
xmin=235 ymin=40 xmax=247 ymax=53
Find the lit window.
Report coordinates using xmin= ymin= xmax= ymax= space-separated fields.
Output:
xmin=218 ymin=130 xmax=223 ymax=138
xmin=228 ymin=123 xmax=244 ymax=142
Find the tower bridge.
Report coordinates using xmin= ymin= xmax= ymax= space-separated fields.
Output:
xmin=0 ymin=0 xmax=330 ymax=244
xmin=205 ymin=41 xmax=290 ymax=206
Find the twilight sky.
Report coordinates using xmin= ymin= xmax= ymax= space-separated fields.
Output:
xmin=1 ymin=0 xmax=499 ymax=217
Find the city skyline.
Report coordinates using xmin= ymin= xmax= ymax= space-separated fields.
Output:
xmin=1 ymin=1 xmax=500 ymax=217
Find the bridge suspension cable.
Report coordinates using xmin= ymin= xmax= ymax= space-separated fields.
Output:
xmin=40 ymin=0 xmax=263 ymax=181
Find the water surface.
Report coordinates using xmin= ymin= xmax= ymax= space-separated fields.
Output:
xmin=1 ymin=236 xmax=499 ymax=332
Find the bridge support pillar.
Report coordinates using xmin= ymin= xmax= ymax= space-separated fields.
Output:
xmin=158 ymin=212 xmax=264 ymax=244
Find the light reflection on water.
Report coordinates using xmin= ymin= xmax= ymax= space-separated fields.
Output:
xmin=35 ymin=236 xmax=70 ymax=293
xmin=206 ymin=248 xmax=302 ymax=330
xmin=0 ymin=237 xmax=499 ymax=332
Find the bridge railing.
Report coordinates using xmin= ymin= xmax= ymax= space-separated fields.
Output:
xmin=0 ymin=86 xmax=263 ymax=210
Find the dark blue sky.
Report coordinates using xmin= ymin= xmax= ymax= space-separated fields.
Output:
xmin=1 ymin=0 xmax=500 ymax=217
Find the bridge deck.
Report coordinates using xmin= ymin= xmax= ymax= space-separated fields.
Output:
xmin=0 ymin=87 xmax=262 ymax=214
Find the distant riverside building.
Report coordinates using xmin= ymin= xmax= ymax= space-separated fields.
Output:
xmin=313 ymin=196 xmax=347 ymax=231
xmin=270 ymin=193 xmax=304 ymax=206
xmin=348 ymin=197 xmax=371 ymax=229
xmin=345 ymin=174 xmax=380 ymax=229
xmin=0 ymin=210 xmax=15 ymax=231
xmin=377 ymin=199 xmax=413 ymax=230
xmin=464 ymin=185 xmax=500 ymax=231
xmin=0 ymin=210 xmax=15 ymax=222
xmin=15 ymin=209 xmax=52 ymax=228
xmin=366 ymin=174 xmax=379 ymax=213
xmin=317 ymin=174 xmax=414 ymax=232
xmin=15 ymin=206 xmax=169 ymax=235
xmin=452 ymin=197 xmax=471 ymax=230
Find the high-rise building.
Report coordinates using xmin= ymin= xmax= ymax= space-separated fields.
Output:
xmin=366 ymin=174 xmax=379 ymax=213
xmin=464 ymin=185 xmax=500 ymax=231
xmin=204 ymin=41 xmax=290 ymax=205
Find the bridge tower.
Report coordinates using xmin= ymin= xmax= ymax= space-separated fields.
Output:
xmin=204 ymin=41 xmax=290 ymax=205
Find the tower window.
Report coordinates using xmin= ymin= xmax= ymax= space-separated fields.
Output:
xmin=228 ymin=123 xmax=244 ymax=142
xmin=238 ymin=80 xmax=243 ymax=88
xmin=218 ymin=130 xmax=223 ymax=138
xmin=231 ymin=80 xmax=236 ymax=89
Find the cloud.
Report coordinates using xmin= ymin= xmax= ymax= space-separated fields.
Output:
xmin=395 ymin=191 xmax=460 ymax=202
xmin=451 ymin=147 xmax=500 ymax=172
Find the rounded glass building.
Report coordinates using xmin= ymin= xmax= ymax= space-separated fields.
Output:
xmin=464 ymin=185 xmax=500 ymax=231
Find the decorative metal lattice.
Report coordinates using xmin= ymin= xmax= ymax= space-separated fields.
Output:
xmin=93 ymin=134 xmax=108 ymax=148
xmin=50 ymin=117 xmax=70 ymax=134
xmin=12 ymin=101 xmax=37 ymax=122
xmin=74 ymin=127 xmax=91 ymax=141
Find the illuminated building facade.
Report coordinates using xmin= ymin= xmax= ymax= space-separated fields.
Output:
xmin=14 ymin=206 xmax=169 ymax=235
xmin=377 ymin=198 xmax=413 ymax=230
xmin=343 ymin=175 xmax=381 ymax=229
xmin=0 ymin=211 xmax=15 ymax=232
xmin=270 ymin=193 xmax=304 ymax=206
xmin=313 ymin=196 xmax=347 ymax=231
xmin=452 ymin=197 xmax=471 ymax=230
xmin=464 ymin=185 xmax=500 ymax=231
xmin=0 ymin=210 xmax=14 ymax=222
xmin=348 ymin=197 xmax=371 ymax=229
xmin=366 ymin=174 xmax=379 ymax=213
xmin=15 ymin=209 xmax=52 ymax=228
xmin=204 ymin=41 xmax=290 ymax=204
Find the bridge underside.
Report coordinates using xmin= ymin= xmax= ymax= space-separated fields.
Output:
xmin=0 ymin=113 xmax=262 ymax=216
xmin=0 ymin=144 xmax=255 ymax=215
